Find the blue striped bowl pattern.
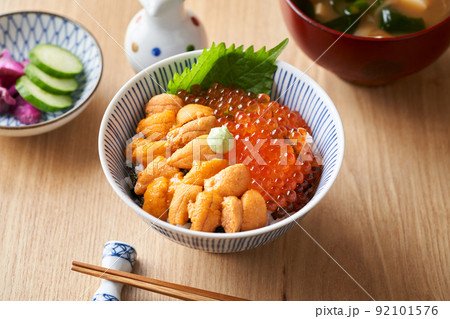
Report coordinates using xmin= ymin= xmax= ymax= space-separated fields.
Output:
xmin=99 ymin=50 xmax=344 ymax=253
xmin=0 ymin=11 xmax=102 ymax=131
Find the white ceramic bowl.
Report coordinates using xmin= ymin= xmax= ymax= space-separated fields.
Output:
xmin=99 ymin=50 xmax=344 ymax=253
xmin=0 ymin=11 xmax=103 ymax=137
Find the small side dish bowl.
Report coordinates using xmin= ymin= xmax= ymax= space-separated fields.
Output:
xmin=280 ymin=0 xmax=450 ymax=85
xmin=0 ymin=11 xmax=103 ymax=137
xmin=99 ymin=50 xmax=344 ymax=253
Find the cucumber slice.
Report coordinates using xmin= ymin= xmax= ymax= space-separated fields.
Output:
xmin=29 ymin=44 xmax=83 ymax=78
xmin=16 ymin=76 xmax=72 ymax=112
xmin=25 ymin=63 xmax=78 ymax=94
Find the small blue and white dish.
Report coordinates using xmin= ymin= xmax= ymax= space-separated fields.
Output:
xmin=0 ymin=11 xmax=103 ymax=137
xmin=98 ymin=50 xmax=345 ymax=253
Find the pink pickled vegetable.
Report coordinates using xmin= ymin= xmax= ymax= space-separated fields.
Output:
xmin=1 ymin=49 xmax=11 ymax=58
xmin=21 ymin=59 xmax=30 ymax=67
xmin=0 ymin=49 xmax=42 ymax=125
xmin=0 ymin=102 xmax=9 ymax=114
xmin=0 ymin=86 xmax=16 ymax=105
xmin=10 ymin=95 xmax=41 ymax=124
xmin=0 ymin=86 xmax=16 ymax=114
xmin=0 ymin=99 xmax=10 ymax=114
xmin=8 ymin=84 xmax=18 ymax=97
xmin=0 ymin=49 xmax=25 ymax=88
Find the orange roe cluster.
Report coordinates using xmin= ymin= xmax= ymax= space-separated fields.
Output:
xmin=176 ymin=83 xmax=322 ymax=218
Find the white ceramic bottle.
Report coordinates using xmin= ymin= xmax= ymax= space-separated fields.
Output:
xmin=124 ymin=0 xmax=207 ymax=72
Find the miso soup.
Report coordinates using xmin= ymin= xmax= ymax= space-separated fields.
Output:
xmin=293 ymin=0 xmax=450 ymax=37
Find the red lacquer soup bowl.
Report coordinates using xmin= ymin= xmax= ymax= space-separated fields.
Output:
xmin=280 ymin=0 xmax=450 ymax=85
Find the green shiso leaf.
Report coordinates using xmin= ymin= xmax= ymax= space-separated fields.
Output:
xmin=167 ymin=38 xmax=288 ymax=95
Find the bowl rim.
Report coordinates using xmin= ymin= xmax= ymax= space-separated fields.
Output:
xmin=0 ymin=10 xmax=103 ymax=131
xmin=283 ymin=0 xmax=450 ymax=42
xmin=98 ymin=50 xmax=345 ymax=239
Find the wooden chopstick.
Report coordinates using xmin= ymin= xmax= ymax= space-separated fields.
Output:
xmin=72 ymin=261 xmax=248 ymax=301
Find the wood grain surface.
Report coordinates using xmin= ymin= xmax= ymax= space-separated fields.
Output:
xmin=0 ymin=0 xmax=448 ymax=301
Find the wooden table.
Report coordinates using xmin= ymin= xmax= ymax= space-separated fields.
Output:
xmin=1 ymin=0 xmax=448 ymax=301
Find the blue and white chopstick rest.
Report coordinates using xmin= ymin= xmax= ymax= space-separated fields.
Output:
xmin=91 ymin=241 xmax=137 ymax=301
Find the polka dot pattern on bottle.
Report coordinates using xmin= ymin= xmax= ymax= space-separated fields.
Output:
xmin=191 ymin=16 xmax=199 ymax=26
xmin=151 ymin=47 xmax=161 ymax=56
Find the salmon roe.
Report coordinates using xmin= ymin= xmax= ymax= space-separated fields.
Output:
xmin=177 ymin=83 xmax=322 ymax=219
